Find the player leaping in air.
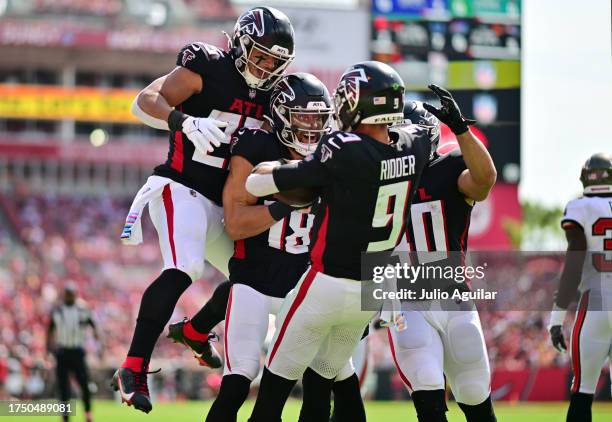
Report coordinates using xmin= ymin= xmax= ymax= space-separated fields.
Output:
xmin=387 ymin=86 xmax=498 ymax=422
xmin=244 ymin=61 xmax=433 ymax=422
xmin=112 ymin=7 xmax=295 ymax=413
xmin=549 ymin=152 xmax=612 ymax=422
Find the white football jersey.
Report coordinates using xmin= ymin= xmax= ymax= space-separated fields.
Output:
xmin=562 ymin=195 xmax=612 ymax=295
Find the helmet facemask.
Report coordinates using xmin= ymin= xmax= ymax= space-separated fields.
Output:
xmin=275 ymin=104 xmax=333 ymax=156
xmin=235 ymin=34 xmax=294 ymax=91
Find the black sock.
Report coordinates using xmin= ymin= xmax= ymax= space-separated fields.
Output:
xmin=298 ymin=368 xmax=334 ymax=422
xmin=127 ymin=269 xmax=191 ymax=360
xmin=458 ymin=395 xmax=496 ymax=422
xmin=566 ymin=392 xmax=593 ymax=422
xmin=191 ymin=280 xmax=232 ymax=334
xmin=248 ymin=366 xmax=296 ymax=422
xmin=206 ymin=374 xmax=251 ymax=422
xmin=331 ymin=373 xmax=365 ymax=422
xmin=411 ymin=389 xmax=448 ymax=422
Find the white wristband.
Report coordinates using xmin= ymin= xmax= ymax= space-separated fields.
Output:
xmin=245 ymin=173 xmax=279 ymax=197
xmin=548 ymin=304 xmax=567 ymax=329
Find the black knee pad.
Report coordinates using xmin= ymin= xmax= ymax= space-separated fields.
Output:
xmin=411 ymin=389 xmax=448 ymax=422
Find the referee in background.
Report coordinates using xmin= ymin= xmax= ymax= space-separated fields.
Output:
xmin=46 ymin=282 xmax=102 ymax=422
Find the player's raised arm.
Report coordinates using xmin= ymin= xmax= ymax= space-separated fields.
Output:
xmin=424 ymin=84 xmax=496 ymax=201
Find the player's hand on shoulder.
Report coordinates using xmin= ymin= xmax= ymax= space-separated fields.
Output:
xmin=549 ymin=325 xmax=567 ymax=353
xmin=182 ymin=116 xmax=228 ymax=153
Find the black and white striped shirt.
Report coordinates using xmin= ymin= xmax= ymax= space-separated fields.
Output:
xmin=50 ymin=303 xmax=93 ymax=349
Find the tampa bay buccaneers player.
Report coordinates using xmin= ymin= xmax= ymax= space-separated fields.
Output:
xmin=549 ymin=153 xmax=612 ymax=422
xmin=112 ymin=7 xmax=295 ymax=413
xmin=245 ymin=61 xmax=432 ymax=422
xmin=387 ymin=86 xmax=498 ymax=422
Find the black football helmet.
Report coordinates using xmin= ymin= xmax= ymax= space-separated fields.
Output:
xmin=270 ymin=73 xmax=334 ymax=156
xmin=404 ymin=100 xmax=441 ymax=158
xmin=228 ymin=7 xmax=295 ymax=91
xmin=580 ymin=152 xmax=612 ymax=194
xmin=333 ymin=61 xmax=405 ymax=131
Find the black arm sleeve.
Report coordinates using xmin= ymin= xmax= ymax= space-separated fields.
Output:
xmin=555 ymin=225 xmax=587 ymax=308
xmin=273 ymin=157 xmax=330 ymax=191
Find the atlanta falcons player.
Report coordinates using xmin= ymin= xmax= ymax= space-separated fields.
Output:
xmin=206 ymin=72 xmax=333 ymax=422
xmin=549 ymin=153 xmax=612 ymax=422
xmin=112 ymin=7 xmax=295 ymax=413
xmin=244 ymin=61 xmax=432 ymax=422
xmin=387 ymin=85 xmax=498 ymax=422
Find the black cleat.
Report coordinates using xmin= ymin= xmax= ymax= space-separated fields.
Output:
xmin=167 ymin=318 xmax=222 ymax=368
xmin=111 ymin=366 xmax=160 ymax=413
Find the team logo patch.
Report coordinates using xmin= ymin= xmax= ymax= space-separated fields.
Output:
xmin=337 ymin=68 xmax=368 ymax=111
xmin=240 ymin=9 xmax=265 ymax=37
xmin=182 ymin=49 xmax=195 ymax=66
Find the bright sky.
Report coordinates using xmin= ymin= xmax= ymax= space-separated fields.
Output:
xmin=521 ymin=0 xmax=612 ymax=207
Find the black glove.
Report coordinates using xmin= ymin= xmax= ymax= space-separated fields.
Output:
xmin=549 ymin=325 xmax=567 ymax=353
xmin=423 ymin=84 xmax=476 ymax=135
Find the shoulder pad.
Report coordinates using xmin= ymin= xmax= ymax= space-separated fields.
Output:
xmin=177 ymin=42 xmax=225 ymax=75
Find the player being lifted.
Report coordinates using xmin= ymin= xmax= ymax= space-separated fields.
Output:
xmin=201 ymin=72 xmax=334 ymax=421
xmin=112 ymin=7 xmax=295 ymax=413
xmin=549 ymin=153 xmax=612 ymax=422
xmin=244 ymin=61 xmax=433 ymax=422
xmin=387 ymin=86 xmax=498 ymax=422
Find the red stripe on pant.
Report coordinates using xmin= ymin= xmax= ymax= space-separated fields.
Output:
xmin=224 ymin=286 xmax=234 ymax=372
xmin=387 ymin=328 xmax=413 ymax=390
xmin=358 ymin=341 xmax=369 ymax=388
xmin=571 ymin=291 xmax=589 ymax=393
xmin=161 ymin=185 xmax=177 ymax=266
xmin=267 ymin=269 xmax=318 ymax=367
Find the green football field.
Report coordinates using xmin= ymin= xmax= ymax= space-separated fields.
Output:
xmin=8 ymin=400 xmax=612 ymax=421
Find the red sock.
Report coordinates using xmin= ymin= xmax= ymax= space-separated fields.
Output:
xmin=121 ymin=356 xmax=147 ymax=372
xmin=183 ymin=320 xmax=209 ymax=341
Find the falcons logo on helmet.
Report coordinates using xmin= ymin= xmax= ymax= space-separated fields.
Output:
xmin=240 ymin=9 xmax=265 ymax=37
xmin=337 ymin=68 xmax=368 ymax=111
xmin=273 ymin=79 xmax=296 ymax=105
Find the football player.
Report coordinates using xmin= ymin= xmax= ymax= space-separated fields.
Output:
xmin=205 ymin=72 xmax=333 ymax=421
xmin=169 ymin=73 xmax=366 ymax=422
xmin=386 ymin=86 xmax=498 ymax=422
xmin=112 ymin=7 xmax=295 ymax=413
xmin=244 ymin=61 xmax=433 ymax=422
xmin=549 ymin=152 xmax=612 ymax=422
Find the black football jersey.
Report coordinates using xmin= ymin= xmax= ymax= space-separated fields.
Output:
xmin=397 ymin=147 xmax=472 ymax=297
xmin=228 ymin=128 xmax=314 ymax=298
xmin=153 ymin=42 xmax=271 ymax=206
xmin=405 ymin=148 xmax=472 ymax=255
xmin=292 ymin=125 xmax=432 ymax=280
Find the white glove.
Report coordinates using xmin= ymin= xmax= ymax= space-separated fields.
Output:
xmin=182 ymin=116 xmax=228 ymax=153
